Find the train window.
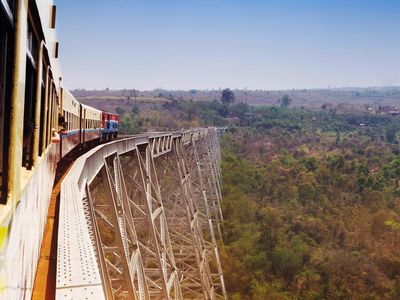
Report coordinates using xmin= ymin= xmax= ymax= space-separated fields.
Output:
xmin=6 ymin=0 xmax=14 ymax=15
xmin=45 ymin=82 xmax=51 ymax=147
xmin=53 ymin=94 xmax=58 ymax=131
xmin=0 ymin=22 xmax=6 ymax=202
xmin=1 ymin=0 xmax=14 ymax=25
xmin=49 ymin=5 xmax=56 ymax=29
xmin=51 ymin=89 xmax=56 ymax=142
xmin=0 ymin=12 xmax=13 ymax=203
xmin=53 ymin=42 xmax=58 ymax=59
xmin=38 ymin=63 xmax=46 ymax=156
xmin=22 ymin=59 xmax=37 ymax=169
xmin=27 ymin=22 xmax=37 ymax=64
xmin=22 ymin=19 xmax=39 ymax=169
xmin=39 ymin=89 xmax=46 ymax=152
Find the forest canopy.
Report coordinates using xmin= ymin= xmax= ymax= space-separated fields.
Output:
xmin=117 ymin=97 xmax=400 ymax=299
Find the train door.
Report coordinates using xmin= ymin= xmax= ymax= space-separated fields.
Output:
xmin=0 ymin=1 xmax=14 ymax=203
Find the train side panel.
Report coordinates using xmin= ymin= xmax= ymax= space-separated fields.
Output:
xmin=60 ymin=90 xmax=81 ymax=157
xmin=0 ymin=0 xmax=63 ymax=298
xmin=81 ymin=104 xmax=102 ymax=144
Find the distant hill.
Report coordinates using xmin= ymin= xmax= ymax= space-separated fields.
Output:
xmin=72 ymin=86 xmax=400 ymax=113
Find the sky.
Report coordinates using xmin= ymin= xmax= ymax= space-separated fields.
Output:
xmin=57 ymin=0 xmax=400 ymax=91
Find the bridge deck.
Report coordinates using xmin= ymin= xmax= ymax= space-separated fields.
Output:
xmin=27 ymin=128 xmax=227 ymax=300
xmin=31 ymin=144 xmax=104 ymax=299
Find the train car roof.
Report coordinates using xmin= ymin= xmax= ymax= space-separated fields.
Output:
xmin=80 ymin=103 xmax=103 ymax=114
xmin=103 ymin=112 xmax=119 ymax=117
xmin=62 ymin=90 xmax=80 ymax=114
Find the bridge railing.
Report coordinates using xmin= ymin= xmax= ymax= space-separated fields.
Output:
xmin=57 ymin=128 xmax=226 ymax=299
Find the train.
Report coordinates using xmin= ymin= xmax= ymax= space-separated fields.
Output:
xmin=0 ymin=0 xmax=120 ymax=201
xmin=61 ymin=90 xmax=119 ymax=157
xmin=0 ymin=0 xmax=119 ymax=298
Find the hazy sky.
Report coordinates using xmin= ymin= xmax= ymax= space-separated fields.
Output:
xmin=57 ymin=0 xmax=400 ymax=90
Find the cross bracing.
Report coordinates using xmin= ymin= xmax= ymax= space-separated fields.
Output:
xmin=56 ymin=128 xmax=227 ymax=299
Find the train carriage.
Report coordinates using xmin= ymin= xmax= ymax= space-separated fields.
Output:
xmin=60 ymin=89 xmax=81 ymax=157
xmin=102 ymin=111 xmax=119 ymax=140
xmin=80 ymin=103 xmax=102 ymax=144
xmin=0 ymin=1 xmax=119 ymax=298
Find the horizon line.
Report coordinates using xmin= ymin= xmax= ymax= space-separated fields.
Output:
xmin=69 ymin=84 xmax=400 ymax=92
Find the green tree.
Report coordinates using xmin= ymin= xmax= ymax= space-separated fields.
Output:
xmin=126 ymin=89 xmax=138 ymax=104
xmin=131 ymin=103 xmax=140 ymax=115
xmin=115 ymin=107 xmax=125 ymax=116
xmin=386 ymin=126 xmax=397 ymax=143
xmin=221 ymin=88 xmax=235 ymax=106
xmin=280 ymin=95 xmax=293 ymax=107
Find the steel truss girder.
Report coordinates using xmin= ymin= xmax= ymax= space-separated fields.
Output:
xmin=57 ymin=129 xmax=227 ymax=300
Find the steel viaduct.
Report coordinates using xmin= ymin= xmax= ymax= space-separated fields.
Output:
xmin=6 ymin=128 xmax=227 ymax=300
